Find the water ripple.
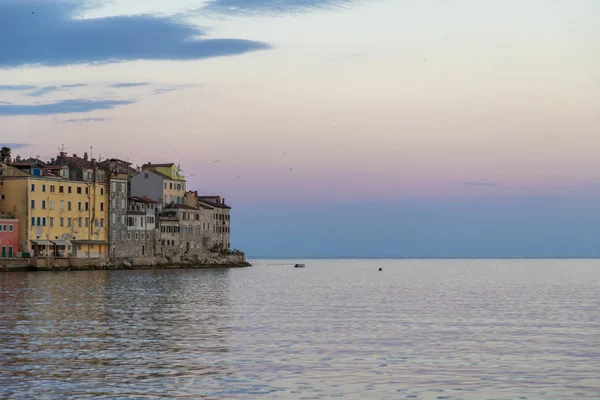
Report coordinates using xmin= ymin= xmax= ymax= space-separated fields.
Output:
xmin=1 ymin=260 xmax=599 ymax=399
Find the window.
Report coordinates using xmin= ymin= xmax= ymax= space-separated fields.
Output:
xmin=85 ymin=202 xmax=89 ymax=211
xmin=164 ymin=195 xmax=167 ymax=203
xmin=9 ymin=224 xmax=13 ymax=232
xmin=135 ymin=233 xmax=138 ymax=240
xmin=121 ymin=215 xmax=125 ymax=225
xmin=100 ymin=188 xmax=104 ymax=195
xmin=146 ymin=233 xmax=149 ymax=240
xmin=41 ymin=217 xmax=45 ymax=226
xmin=164 ymin=182 xmax=167 ymax=189
xmin=77 ymin=187 xmax=82 ymax=194
xmin=111 ymin=213 xmax=116 ymax=224
xmin=50 ymin=185 xmax=55 ymax=193
xmin=49 ymin=200 xmax=54 ymax=210
xmin=85 ymin=218 xmax=89 ymax=227
xmin=31 ymin=217 xmax=35 ymax=226
xmin=121 ymin=199 xmax=125 ymax=209
xmin=42 ymin=200 xmax=46 ymax=210
xmin=31 ymin=184 xmax=35 ymax=192
xmin=68 ymin=201 xmax=72 ymax=211
xmin=78 ymin=217 xmax=82 ymax=227
xmin=42 ymin=184 xmax=46 ymax=192
xmin=31 ymin=200 xmax=35 ymax=209
xmin=127 ymin=233 xmax=131 ymax=240
xmin=170 ymin=183 xmax=173 ymax=189
xmin=141 ymin=218 xmax=144 ymax=227
xmin=85 ymin=187 xmax=89 ymax=195
xmin=60 ymin=217 xmax=64 ymax=227
xmin=68 ymin=218 xmax=72 ymax=227
xmin=59 ymin=186 xmax=64 ymax=193
xmin=68 ymin=186 xmax=72 ymax=194
xmin=100 ymin=218 xmax=104 ymax=227
xmin=95 ymin=219 xmax=99 ymax=227
xmin=49 ymin=217 xmax=54 ymax=227
xmin=100 ymin=202 xmax=104 ymax=211
xmin=60 ymin=200 xmax=65 ymax=211
xmin=112 ymin=182 xmax=116 ymax=191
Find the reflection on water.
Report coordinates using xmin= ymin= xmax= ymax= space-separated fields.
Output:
xmin=1 ymin=260 xmax=600 ymax=399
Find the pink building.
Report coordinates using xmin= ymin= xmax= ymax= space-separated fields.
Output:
xmin=0 ymin=213 xmax=18 ymax=258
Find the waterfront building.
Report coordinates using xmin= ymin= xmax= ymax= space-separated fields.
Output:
xmin=130 ymin=162 xmax=186 ymax=207
xmin=126 ymin=196 xmax=158 ymax=257
xmin=198 ymin=196 xmax=231 ymax=251
xmin=0 ymin=212 xmax=19 ymax=258
xmin=0 ymin=157 xmax=109 ymax=258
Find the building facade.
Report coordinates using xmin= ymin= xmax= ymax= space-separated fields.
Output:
xmin=198 ymin=196 xmax=231 ymax=251
xmin=107 ymin=174 xmax=129 ymax=258
xmin=0 ymin=213 xmax=18 ymax=258
xmin=0 ymin=161 xmax=109 ymax=258
xmin=125 ymin=196 xmax=158 ymax=257
xmin=130 ymin=168 xmax=187 ymax=207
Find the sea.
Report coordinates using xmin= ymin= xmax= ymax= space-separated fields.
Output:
xmin=1 ymin=259 xmax=599 ymax=399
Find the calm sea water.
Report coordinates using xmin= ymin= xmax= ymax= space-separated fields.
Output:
xmin=1 ymin=259 xmax=599 ymax=399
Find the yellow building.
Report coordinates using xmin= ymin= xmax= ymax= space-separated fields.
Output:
xmin=0 ymin=163 xmax=109 ymax=258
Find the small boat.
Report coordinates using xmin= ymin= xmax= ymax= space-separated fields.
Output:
xmin=294 ymin=263 xmax=305 ymax=268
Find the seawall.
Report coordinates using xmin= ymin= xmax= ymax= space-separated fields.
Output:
xmin=0 ymin=253 xmax=251 ymax=272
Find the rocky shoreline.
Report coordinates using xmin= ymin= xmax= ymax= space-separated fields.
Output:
xmin=0 ymin=253 xmax=251 ymax=272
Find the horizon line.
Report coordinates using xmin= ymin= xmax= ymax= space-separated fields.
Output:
xmin=246 ymin=256 xmax=600 ymax=260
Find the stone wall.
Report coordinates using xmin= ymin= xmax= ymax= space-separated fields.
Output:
xmin=109 ymin=177 xmax=129 ymax=258
xmin=0 ymin=252 xmax=249 ymax=271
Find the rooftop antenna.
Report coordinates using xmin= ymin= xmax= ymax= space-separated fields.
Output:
xmin=58 ymin=144 xmax=67 ymax=155
xmin=90 ymin=146 xmax=93 ymax=160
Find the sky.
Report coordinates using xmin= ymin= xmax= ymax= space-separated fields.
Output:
xmin=1 ymin=0 xmax=600 ymax=258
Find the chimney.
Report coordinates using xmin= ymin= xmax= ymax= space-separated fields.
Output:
xmin=222 ymin=198 xmax=225 ymax=205
xmin=73 ymin=154 xmax=77 ymax=158
xmin=83 ymin=152 xmax=88 ymax=161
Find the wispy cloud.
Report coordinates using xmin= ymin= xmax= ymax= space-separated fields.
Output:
xmin=27 ymin=85 xmax=61 ymax=97
xmin=463 ymin=181 xmax=497 ymax=187
xmin=0 ymin=143 xmax=30 ymax=149
xmin=153 ymin=88 xmax=178 ymax=95
xmin=0 ymin=0 xmax=270 ymax=69
xmin=0 ymin=99 xmax=134 ymax=116
xmin=110 ymin=82 xmax=150 ymax=88
xmin=58 ymin=117 xmax=113 ymax=123
xmin=202 ymin=0 xmax=359 ymax=15
xmin=0 ymin=85 xmax=37 ymax=91
xmin=61 ymin=84 xmax=87 ymax=89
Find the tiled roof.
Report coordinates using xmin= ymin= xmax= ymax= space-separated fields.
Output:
xmin=163 ymin=204 xmax=198 ymax=210
xmin=129 ymin=196 xmax=157 ymax=204
xmin=198 ymin=198 xmax=231 ymax=209
xmin=65 ymin=156 xmax=93 ymax=169
xmin=142 ymin=163 xmax=175 ymax=168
